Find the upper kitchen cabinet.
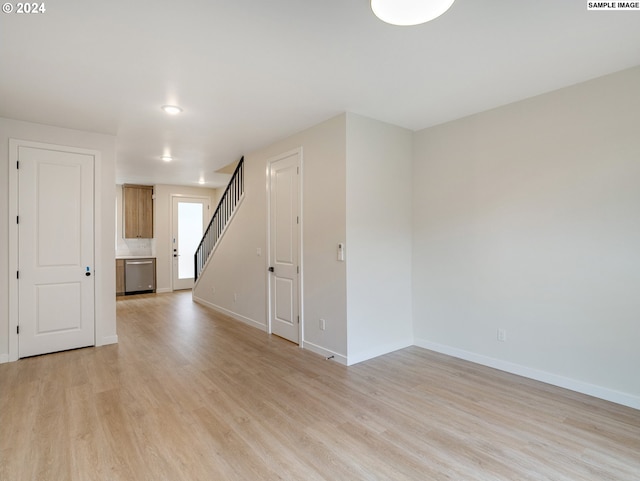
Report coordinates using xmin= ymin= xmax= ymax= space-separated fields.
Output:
xmin=123 ymin=184 xmax=154 ymax=238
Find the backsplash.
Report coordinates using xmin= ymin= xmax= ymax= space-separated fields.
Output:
xmin=116 ymin=237 xmax=154 ymax=257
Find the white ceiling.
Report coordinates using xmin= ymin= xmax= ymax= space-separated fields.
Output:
xmin=1 ymin=1 xmax=639 ymax=188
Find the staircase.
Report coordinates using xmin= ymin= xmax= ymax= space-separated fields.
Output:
xmin=194 ymin=156 xmax=244 ymax=281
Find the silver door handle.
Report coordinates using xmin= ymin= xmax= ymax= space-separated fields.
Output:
xmin=127 ymin=260 xmax=153 ymax=265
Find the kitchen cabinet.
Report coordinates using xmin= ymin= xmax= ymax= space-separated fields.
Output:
xmin=116 ymin=259 xmax=125 ymax=295
xmin=123 ymin=184 xmax=154 ymax=238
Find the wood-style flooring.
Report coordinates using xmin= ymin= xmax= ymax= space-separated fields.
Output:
xmin=1 ymin=291 xmax=639 ymax=480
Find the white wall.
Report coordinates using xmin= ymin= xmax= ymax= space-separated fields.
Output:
xmin=194 ymin=114 xmax=348 ymax=361
xmin=0 ymin=117 xmax=117 ymax=362
xmin=412 ymin=66 xmax=640 ymax=407
xmin=194 ymin=113 xmax=415 ymax=366
xmin=153 ymin=184 xmax=219 ymax=293
xmin=116 ymin=184 xmax=219 ymax=292
xmin=116 ymin=184 xmax=220 ymax=293
xmin=192 ymin=158 xmax=269 ymax=331
xmin=345 ymin=113 xmax=413 ymax=364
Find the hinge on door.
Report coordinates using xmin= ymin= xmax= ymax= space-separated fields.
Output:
xmin=297 ymin=316 xmax=300 ymax=324
xmin=17 ymin=326 xmax=19 ymax=335
xmin=17 ymin=216 xmax=19 ymax=224
xmin=297 ymin=266 xmax=299 ymax=274
xmin=296 ymin=216 xmax=299 ymax=224
xmin=297 ymin=166 xmax=299 ymax=174
xmin=16 ymin=160 xmax=19 ymax=169
xmin=16 ymin=271 xmax=19 ymax=279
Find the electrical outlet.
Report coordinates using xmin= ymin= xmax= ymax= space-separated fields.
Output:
xmin=319 ymin=318 xmax=326 ymax=331
xmin=497 ymin=328 xmax=507 ymax=342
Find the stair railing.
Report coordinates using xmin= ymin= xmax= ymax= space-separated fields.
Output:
xmin=194 ymin=156 xmax=244 ymax=281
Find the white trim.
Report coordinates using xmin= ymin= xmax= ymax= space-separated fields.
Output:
xmin=100 ymin=335 xmax=119 ymax=346
xmin=414 ymin=338 xmax=640 ymax=410
xmin=347 ymin=338 xmax=414 ymax=366
xmin=0 ymin=354 xmax=9 ymax=364
xmin=8 ymin=140 xmax=18 ymax=362
xmin=298 ymin=148 xmax=304 ymax=347
xmin=193 ymin=295 xmax=267 ymax=332
xmin=193 ymin=195 xmax=245 ymax=291
xmin=266 ymin=147 xmax=303 ymax=344
xmin=93 ymin=149 xmax=105 ymax=347
xmin=156 ymin=287 xmax=172 ymax=294
xmin=265 ymin=156 xmax=271 ymax=334
xmin=303 ymin=341 xmax=348 ymax=366
xmin=8 ymin=139 xmax=103 ymax=361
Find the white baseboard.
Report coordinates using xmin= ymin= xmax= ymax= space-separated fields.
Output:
xmin=193 ymin=296 xmax=267 ymax=332
xmin=100 ymin=335 xmax=119 ymax=346
xmin=156 ymin=287 xmax=172 ymax=294
xmin=303 ymin=341 xmax=348 ymax=365
xmin=414 ymin=338 xmax=640 ymax=410
xmin=1 ymin=338 xmax=118 ymax=363
xmin=347 ymin=338 xmax=414 ymax=366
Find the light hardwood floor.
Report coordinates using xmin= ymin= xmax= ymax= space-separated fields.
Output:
xmin=1 ymin=291 xmax=638 ymax=480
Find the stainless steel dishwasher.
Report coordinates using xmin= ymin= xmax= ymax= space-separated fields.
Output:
xmin=124 ymin=258 xmax=156 ymax=294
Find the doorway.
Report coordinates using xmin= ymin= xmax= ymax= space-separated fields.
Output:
xmin=172 ymin=196 xmax=209 ymax=291
xmin=268 ymin=149 xmax=302 ymax=344
xmin=11 ymin=140 xmax=96 ymax=358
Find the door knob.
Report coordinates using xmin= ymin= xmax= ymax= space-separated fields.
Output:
xmin=268 ymin=267 xmax=274 ymax=272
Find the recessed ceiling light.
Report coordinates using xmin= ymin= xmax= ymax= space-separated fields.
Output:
xmin=371 ymin=0 xmax=455 ymax=26
xmin=161 ymin=155 xmax=173 ymax=162
xmin=161 ymin=105 xmax=183 ymax=115
xmin=198 ymin=179 xmax=205 ymax=185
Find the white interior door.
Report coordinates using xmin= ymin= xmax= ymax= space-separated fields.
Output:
xmin=172 ymin=196 xmax=208 ymax=290
xmin=269 ymin=151 xmax=300 ymax=344
xmin=18 ymin=144 xmax=95 ymax=358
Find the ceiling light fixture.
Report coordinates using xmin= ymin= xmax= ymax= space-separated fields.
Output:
xmin=198 ymin=179 xmax=205 ymax=185
xmin=161 ymin=104 xmax=183 ymax=115
xmin=371 ymin=0 xmax=455 ymax=26
xmin=161 ymin=155 xmax=172 ymax=162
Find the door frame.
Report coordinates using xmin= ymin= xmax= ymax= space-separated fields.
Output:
xmin=8 ymin=139 xmax=102 ymax=362
xmin=170 ymin=194 xmax=211 ymax=291
xmin=266 ymin=147 xmax=304 ymax=346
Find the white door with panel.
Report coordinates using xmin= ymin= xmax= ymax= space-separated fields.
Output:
xmin=172 ymin=196 xmax=208 ymax=290
xmin=17 ymin=144 xmax=95 ymax=358
xmin=268 ymin=151 xmax=301 ymax=344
